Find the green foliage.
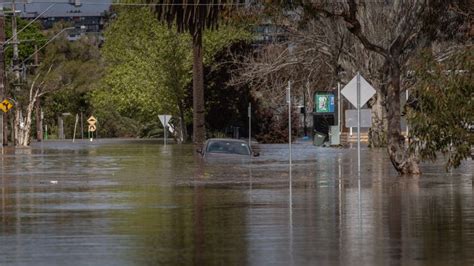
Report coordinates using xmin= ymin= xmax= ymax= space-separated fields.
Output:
xmin=93 ymin=7 xmax=252 ymax=138
xmin=203 ymin=23 xmax=253 ymax=64
xmin=37 ymin=33 xmax=103 ymax=138
xmin=407 ymin=47 xmax=473 ymax=170
xmin=93 ymin=7 xmax=190 ymax=135
xmin=4 ymin=13 xmax=45 ymax=63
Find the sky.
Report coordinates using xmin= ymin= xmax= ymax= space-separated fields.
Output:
xmin=1 ymin=0 xmax=112 ymax=17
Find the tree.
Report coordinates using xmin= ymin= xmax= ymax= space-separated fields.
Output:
xmin=94 ymin=8 xmax=186 ymax=138
xmin=16 ymin=31 xmax=103 ymax=145
xmin=143 ymin=0 xmax=242 ymax=149
xmin=272 ymin=0 xmax=469 ymax=174
xmin=3 ymin=14 xmax=45 ymax=146
xmin=41 ymin=33 xmax=103 ymax=140
xmin=95 ymin=7 xmax=251 ymax=141
xmin=406 ymin=46 xmax=473 ymax=170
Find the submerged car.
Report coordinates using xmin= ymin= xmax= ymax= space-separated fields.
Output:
xmin=198 ymin=138 xmax=259 ymax=158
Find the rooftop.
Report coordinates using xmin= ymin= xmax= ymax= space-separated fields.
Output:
xmin=17 ymin=0 xmax=111 ymax=18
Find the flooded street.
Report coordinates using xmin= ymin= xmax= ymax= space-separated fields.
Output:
xmin=1 ymin=139 xmax=473 ymax=265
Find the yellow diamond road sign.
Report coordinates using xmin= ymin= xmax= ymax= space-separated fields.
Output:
xmin=87 ymin=116 xmax=97 ymax=125
xmin=1 ymin=99 xmax=13 ymax=113
xmin=88 ymin=124 xmax=97 ymax=132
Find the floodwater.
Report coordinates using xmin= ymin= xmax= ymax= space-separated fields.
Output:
xmin=0 ymin=139 xmax=473 ymax=265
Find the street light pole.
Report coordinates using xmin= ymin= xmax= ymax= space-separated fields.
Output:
xmin=304 ymin=82 xmax=308 ymax=137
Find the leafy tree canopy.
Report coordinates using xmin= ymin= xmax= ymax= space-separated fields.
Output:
xmin=407 ymin=46 xmax=473 ymax=170
xmin=4 ymin=12 xmax=45 ymax=64
xmin=93 ymin=7 xmax=252 ymax=136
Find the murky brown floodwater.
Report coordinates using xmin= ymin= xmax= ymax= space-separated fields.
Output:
xmin=0 ymin=139 xmax=473 ymax=265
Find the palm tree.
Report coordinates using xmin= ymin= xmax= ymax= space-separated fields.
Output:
xmin=144 ymin=0 xmax=233 ymax=149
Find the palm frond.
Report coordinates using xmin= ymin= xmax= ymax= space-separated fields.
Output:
xmin=139 ymin=0 xmax=238 ymax=33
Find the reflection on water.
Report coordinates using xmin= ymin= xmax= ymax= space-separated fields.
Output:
xmin=1 ymin=139 xmax=473 ymax=265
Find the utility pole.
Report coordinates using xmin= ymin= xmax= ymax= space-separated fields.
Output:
xmin=11 ymin=0 xmax=19 ymax=145
xmin=0 ymin=10 xmax=5 ymax=146
xmin=12 ymin=0 xmax=19 ymax=81
xmin=303 ymin=82 xmax=308 ymax=137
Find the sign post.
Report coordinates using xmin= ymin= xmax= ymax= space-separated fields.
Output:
xmin=341 ymin=73 xmax=376 ymax=174
xmin=357 ymin=73 xmax=361 ymax=174
xmin=338 ymin=83 xmax=341 ymax=135
xmin=0 ymin=115 xmax=2 ymax=147
xmin=287 ymin=81 xmax=292 ymax=165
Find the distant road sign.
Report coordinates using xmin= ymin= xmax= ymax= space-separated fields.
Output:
xmin=88 ymin=124 xmax=96 ymax=132
xmin=341 ymin=74 xmax=376 ymax=108
xmin=87 ymin=116 xmax=97 ymax=125
xmin=158 ymin=114 xmax=172 ymax=145
xmin=1 ymin=99 xmax=13 ymax=113
xmin=345 ymin=109 xmax=372 ymax=127
xmin=158 ymin=115 xmax=172 ymax=128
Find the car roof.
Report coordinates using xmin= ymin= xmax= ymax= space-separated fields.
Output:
xmin=205 ymin=138 xmax=248 ymax=144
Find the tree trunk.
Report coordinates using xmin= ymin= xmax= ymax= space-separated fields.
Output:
xmin=369 ymin=89 xmax=387 ymax=148
xmin=192 ymin=28 xmax=205 ymax=149
xmin=386 ymin=64 xmax=420 ymax=175
xmin=14 ymin=98 xmax=36 ymax=147
xmin=15 ymin=111 xmax=29 ymax=147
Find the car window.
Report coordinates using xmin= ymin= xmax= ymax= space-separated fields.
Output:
xmin=207 ymin=141 xmax=250 ymax=155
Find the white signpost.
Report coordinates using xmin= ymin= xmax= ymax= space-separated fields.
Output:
xmin=158 ymin=115 xmax=172 ymax=145
xmin=248 ymin=103 xmax=251 ymax=147
xmin=287 ymin=81 xmax=292 ymax=165
xmin=341 ymin=73 xmax=376 ymax=174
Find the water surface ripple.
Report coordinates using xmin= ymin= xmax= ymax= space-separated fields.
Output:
xmin=1 ymin=139 xmax=473 ymax=265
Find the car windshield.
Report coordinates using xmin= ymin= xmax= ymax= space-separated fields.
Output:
xmin=206 ymin=141 xmax=250 ymax=155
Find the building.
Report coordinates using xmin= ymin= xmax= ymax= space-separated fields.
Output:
xmin=18 ymin=0 xmax=111 ymax=40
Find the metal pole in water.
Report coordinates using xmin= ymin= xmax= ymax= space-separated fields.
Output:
xmin=357 ymin=72 xmax=361 ymax=174
xmin=288 ymin=81 xmax=294 ymax=265
xmin=338 ymin=82 xmax=341 ymax=136
xmin=80 ymin=112 xmax=84 ymax=139
xmin=0 ymin=116 xmax=2 ymax=147
xmin=287 ymin=81 xmax=292 ymax=165
xmin=248 ymin=103 xmax=251 ymax=147
xmin=164 ymin=116 xmax=167 ymax=146
xmin=406 ymin=89 xmax=409 ymax=137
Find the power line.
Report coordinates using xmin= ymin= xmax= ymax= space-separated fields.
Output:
xmin=19 ymin=26 xmax=74 ymax=66
xmin=1 ymin=1 xmax=247 ymax=6
xmin=1 ymin=4 xmax=55 ymax=47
